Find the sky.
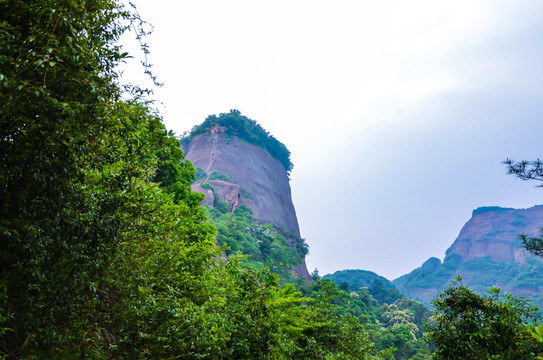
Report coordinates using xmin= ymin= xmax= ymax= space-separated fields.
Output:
xmin=121 ymin=0 xmax=543 ymax=280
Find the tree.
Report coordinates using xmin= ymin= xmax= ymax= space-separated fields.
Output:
xmin=0 ymin=0 xmax=217 ymax=356
xmin=426 ymin=277 xmax=542 ymax=359
xmin=282 ymin=280 xmax=390 ymax=360
xmin=505 ymin=159 xmax=543 ymax=255
xmin=1 ymin=0 xmax=134 ymax=353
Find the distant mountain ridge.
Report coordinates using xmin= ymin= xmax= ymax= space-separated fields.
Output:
xmin=394 ymin=205 xmax=543 ymax=308
xmin=324 ymin=269 xmax=396 ymax=290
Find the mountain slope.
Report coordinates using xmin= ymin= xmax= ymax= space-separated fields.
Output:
xmin=394 ymin=206 xmax=543 ymax=308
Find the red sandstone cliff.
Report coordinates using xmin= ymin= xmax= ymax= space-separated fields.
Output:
xmin=394 ymin=206 xmax=543 ymax=307
xmin=445 ymin=206 xmax=543 ymax=264
xmin=182 ymin=131 xmax=311 ymax=281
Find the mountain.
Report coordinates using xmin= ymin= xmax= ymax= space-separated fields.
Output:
xmin=394 ymin=205 xmax=543 ymax=308
xmin=324 ymin=269 xmax=405 ymax=303
xmin=181 ymin=111 xmax=311 ymax=281
xmin=324 ymin=269 xmax=396 ymax=290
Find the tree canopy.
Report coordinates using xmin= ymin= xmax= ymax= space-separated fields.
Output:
xmin=426 ymin=278 xmax=542 ymax=359
xmin=505 ymin=158 xmax=543 ymax=255
xmin=182 ymin=109 xmax=294 ymax=175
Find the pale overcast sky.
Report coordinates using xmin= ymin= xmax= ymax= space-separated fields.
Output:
xmin=122 ymin=1 xmax=543 ymax=279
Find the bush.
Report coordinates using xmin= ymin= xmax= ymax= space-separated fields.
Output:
xmin=208 ymin=170 xmax=233 ymax=182
xmin=201 ymin=181 xmax=214 ymax=190
xmin=195 ymin=167 xmax=207 ymax=181
xmin=240 ymin=188 xmax=253 ymax=199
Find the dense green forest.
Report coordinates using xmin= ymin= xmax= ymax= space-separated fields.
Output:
xmin=2 ymin=0 xmax=543 ymax=358
xmin=181 ymin=110 xmax=294 ymax=175
xmin=0 ymin=1 xmax=384 ymax=358
xmin=321 ymin=270 xmax=433 ymax=359
xmin=206 ymin=208 xmax=434 ymax=358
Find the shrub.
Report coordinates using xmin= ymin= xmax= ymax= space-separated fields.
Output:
xmin=209 ymin=171 xmax=233 ymax=182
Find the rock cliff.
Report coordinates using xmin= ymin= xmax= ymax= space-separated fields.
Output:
xmin=182 ymin=127 xmax=311 ymax=281
xmin=394 ymin=206 xmax=543 ymax=307
xmin=445 ymin=206 xmax=543 ymax=264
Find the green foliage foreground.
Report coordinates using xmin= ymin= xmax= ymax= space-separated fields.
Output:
xmin=0 ymin=1 xmax=383 ymax=358
xmin=206 ymin=203 xmax=308 ymax=280
xmin=426 ymin=277 xmax=542 ymax=360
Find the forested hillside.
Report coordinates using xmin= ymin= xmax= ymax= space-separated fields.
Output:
xmin=205 ymin=203 xmax=308 ymax=280
xmin=325 ymin=269 xmax=398 ymax=291
xmin=322 ymin=270 xmax=433 ymax=359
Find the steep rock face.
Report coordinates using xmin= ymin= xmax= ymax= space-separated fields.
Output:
xmin=445 ymin=206 xmax=543 ymax=264
xmin=394 ymin=206 xmax=543 ymax=307
xmin=184 ymin=133 xmax=299 ymax=233
xmin=182 ymin=132 xmax=311 ymax=280
xmin=192 ymin=180 xmax=241 ymax=211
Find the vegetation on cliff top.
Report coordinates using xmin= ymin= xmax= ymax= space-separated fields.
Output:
xmin=472 ymin=206 xmax=515 ymax=215
xmin=182 ymin=109 xmax=294 ymax=175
